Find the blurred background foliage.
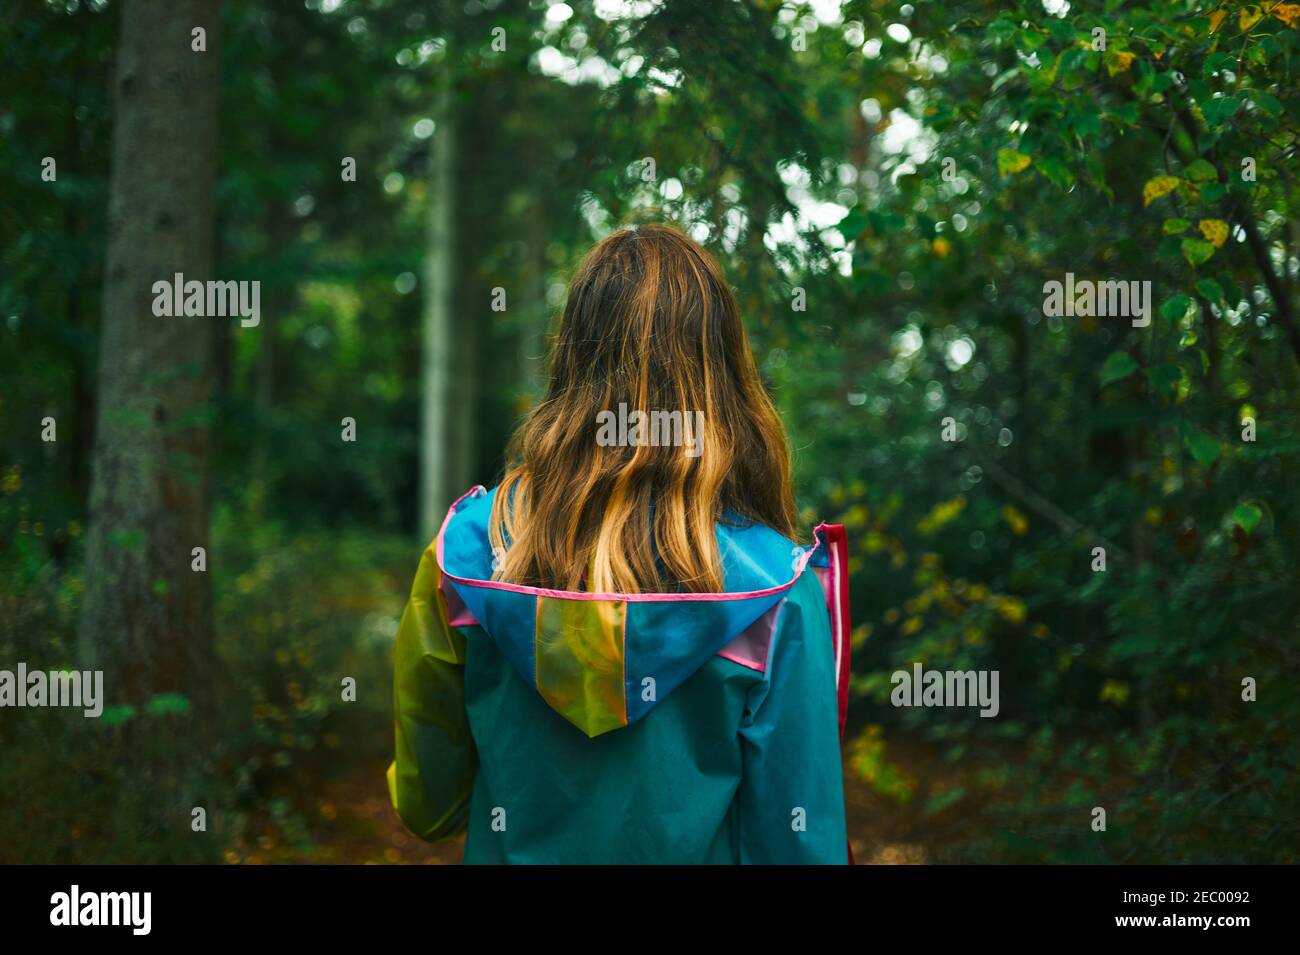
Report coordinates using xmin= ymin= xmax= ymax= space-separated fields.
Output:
xmin=1 ymin=0 xmax=1297 ymax=862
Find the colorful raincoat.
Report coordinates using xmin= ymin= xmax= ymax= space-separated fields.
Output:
xmin=388 ymin=485 xmax=853 ymax=864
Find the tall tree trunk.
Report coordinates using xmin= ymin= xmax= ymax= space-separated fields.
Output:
xmin=66 ymin=33 xmax=94 ymax=506
xmin=518 ymin=194 xmax=547 ymax=404
xmin=78 ymin=0 xmax=221 ymax=708
xmin=419 ymin=85 xmax=462 ymax=539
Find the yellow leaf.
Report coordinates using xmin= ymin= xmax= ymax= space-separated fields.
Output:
xmin=1000 ymin=504 xmax=1029 ymax=536
xmin=1240 ymin=6 xmax=1263 ymax=31
xmin=994 ymin=596 xmax=1026 ymax=625
xmin=843 ymin=504 xmax=869 ymax=528
xmin=1105 ymin=50 xmax=1136 ymax=75
xmin=1199 ymin=218 xmax=1230 ymax=248
xmin=1208 ymin=8 xmax=1227 ymax=32
xmin=931 ymin=236 xmax=951 ymax=258
xmin=917 ymin=495 xmax=967 ymax=535
xmin=997 ymin=148 xmax=1032 ymax=176
xmin=1272 ymin=3 xmax=1300 ymax=27
xmin=1143 ymin=175 xmax=1181 ymax=206
xmin=1100 ymin=679 xmax=1131 ymax=706
xmin=1176 ymin=179 xmax=1203 ymax=203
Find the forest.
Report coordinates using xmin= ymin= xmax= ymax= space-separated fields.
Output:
xmin=1 ymin=0 xmax=1297 ymax=863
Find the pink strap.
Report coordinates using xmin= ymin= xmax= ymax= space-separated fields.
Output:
xmin=813 ymin=525 xmax=852 ymax=738
xmin=815 ymin=523 xmax=854 ymax=865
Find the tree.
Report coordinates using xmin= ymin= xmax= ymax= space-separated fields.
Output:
xmin=419 ymin=82 xmax=463 ymax=539
xmin=78 ymin=0 xmax=222 ymax=707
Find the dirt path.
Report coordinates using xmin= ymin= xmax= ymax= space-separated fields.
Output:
xmin=239 ymin=745 xmax=949 ymax=864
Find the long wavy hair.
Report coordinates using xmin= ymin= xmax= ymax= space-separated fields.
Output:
xmin=488 ymin=223 xmax=798 ymax=594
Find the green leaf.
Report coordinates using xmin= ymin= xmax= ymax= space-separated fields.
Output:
xmin=868 ymin=210 xmax=906 ymax=234
xmin=1161 ymin=294 xmax=1192 ymax=322
xmin=1100 ymin=351 xmax=1139 ymax=387
xmin=835 ymin=207 xmax=869 ymax=242
xmin=1231 ymin=502 xmax=1263 ymax=535
xmin=1220 ymin=275 xmax=1243 ymax=308
xmin=1200 ymin=95 xmax=1241 ymax=127
xmin=1058 ymin=46 xmax=1084 ymax=74
xmin=145 ymin=692 xmax=193 ymax=717
xmin=1195 ymin=278 xmax=1224 ymax=302
xmin=1184 ymin=428 xmax=1221 ymax=466
xmin=1158 ymin=236 xmax=1184 ymax=259
xmin=1105 ymin=101 xmax=1139 ymax=127
xmin=1085 ymin=151 xmax=1112 ymax=200
xmin=1183 ymin=158 xmax=1218 ymax=182
xmin=101 ymin=705 xmax=137 ymax=727
xmin=1247 ymin=89 xmax=1282 ymax=117
xmin=1202 ymin=52 xmax=1236 ymax=76
xmin=986 ymin=19 xmax=1017 ymax=44
xmin=1200 ymin=182 xmax=1226 ymax=203
xmin=1013 ymin=28 xmax=1046 ymax=52
xmin=1181 ymin=238 xmax=1216 ymax=266
xmin=1036 ymin=157 xmax=1074 ymax=191
xmin=1046 ymin=19 xmax=1075 ymax=45
xmin=1162 ymin=218 xmax=1192 ymax=235
xmin=1146 ymin=363 xmax=1182 ymax=399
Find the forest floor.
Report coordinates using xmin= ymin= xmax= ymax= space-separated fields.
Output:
xmin=234 ymin=743 xmax=950 ymax=864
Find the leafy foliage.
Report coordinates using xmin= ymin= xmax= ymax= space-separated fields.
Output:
xmin=2 ymin=0 xmax=1297 ymax=862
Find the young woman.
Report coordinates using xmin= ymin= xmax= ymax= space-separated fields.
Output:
xmin=388 ymin=223 xmax=852 ymax=864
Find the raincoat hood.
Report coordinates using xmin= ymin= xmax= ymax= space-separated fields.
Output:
xmin=435 ymin=485 xmax=836 ymax=738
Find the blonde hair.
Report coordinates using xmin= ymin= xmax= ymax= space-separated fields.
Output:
xmin=489 ymin=224 xmax=797 ymax=594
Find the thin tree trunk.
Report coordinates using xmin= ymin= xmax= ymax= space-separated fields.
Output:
xmin=519 ymin=195 xmax=547 ymax=403
xmin=78 ymin=0 xmax=221 ymax=708
xmin=420 ymin=85 xmax=459 ymax=539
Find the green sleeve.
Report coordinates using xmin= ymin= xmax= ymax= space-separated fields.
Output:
xmin=736 ymin=570 xmax=849 ymax=864
xmin=387 ymin=545 xmax=476 ymax=842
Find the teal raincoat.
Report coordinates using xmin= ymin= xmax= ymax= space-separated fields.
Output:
xmin=388 ymin=485 xmax=852 ymax=864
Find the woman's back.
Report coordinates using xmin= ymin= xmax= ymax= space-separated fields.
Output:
xmin=388 ymin=224 xmax=851 ymax=864
xmin=391 ymin=485 xmax=850 ymax=863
